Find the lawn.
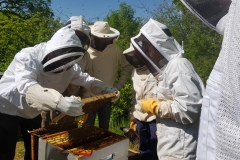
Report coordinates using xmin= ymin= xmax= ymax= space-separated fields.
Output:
xmin=15 ymin=141 xmax=24 ymax=160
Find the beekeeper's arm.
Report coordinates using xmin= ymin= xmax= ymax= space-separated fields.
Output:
xmin=142 ymin=59 xmax=204 ymax=124
xmin=14 ymin=52 xmax=84 ymax=117
xmin=26 ymin=84 xmax=84 ymax=116
xmin=70 ymin=65 xmax=120 ymax=101
xmin=114 ymin=52 xmax=133 ymax=90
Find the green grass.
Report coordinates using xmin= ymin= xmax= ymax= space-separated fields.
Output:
xmin=15 ymin=141 xmax=24 ymax=160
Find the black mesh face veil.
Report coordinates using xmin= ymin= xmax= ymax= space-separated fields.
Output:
xmin=131 ymin=33 xmax=168 ymax=77
xmin=124 ymin=50 xmax=146 ymax=69
xmin=42 ymin=47 xmax=85 ymax=73
xmin=180 ymin=0 xmax=231 ymax=30
xmin=90 ymin=35 xmax=116 ymax=52
xmin=74 ymin=30 xmax=91 ymax=51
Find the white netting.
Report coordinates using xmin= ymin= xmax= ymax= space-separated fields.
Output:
xmin=214 ymin=0 xmax=240 ymax=159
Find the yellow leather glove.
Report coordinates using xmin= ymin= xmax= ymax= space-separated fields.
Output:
xmin=141 ymin=98 xmax=160 ymax=115
xmin=142 ymin=98 xmax=174 ymax=118
xmin=130 ymin=118 xmax=137 ymax=132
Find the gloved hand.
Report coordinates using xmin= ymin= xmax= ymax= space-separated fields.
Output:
xmin=141 ymin=98 xmax=160 ymax=115
xmin=111 ymin=91 xmax=120 ymax=102
xmin=104 ymin=86 xmax=120 ymax=102
xmin=56 ymin=96 xmax=85 ymax=116
xmin=130 ymin=118 xmax=137 ymax=132
xmin=142 ymin=98 xmax=174 ymax=118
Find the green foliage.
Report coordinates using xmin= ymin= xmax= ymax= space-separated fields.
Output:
xmin=105 ymin=2 xmax=143 ymax=50
xmin=111 ymin=80 xmax=133 ymax=125
xmin=104 ymin=3 xmax=143 ymax=125
xmin=0 ymin=0 xmax=62 ymax=72
xmin=0 ymin=13 xmax=63 ymax=71
xmin=0 ymin=0 xmax=53 ymax=19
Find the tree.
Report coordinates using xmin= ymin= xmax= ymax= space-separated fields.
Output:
xmin=105 ymin=2 xmax=143 ymax=50
xmin=0 ymin=0 xmax=53 ymax=19
xmin=0 ymin=0 xmax=62 ymax=71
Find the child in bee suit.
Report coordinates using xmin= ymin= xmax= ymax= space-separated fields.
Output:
xmin=130 ymin=18 xmax=205 ymax=159
xmin=0 ymin=16 xmax=119 ymax=160
xmin=123 ymin=43 xmax=158 ymax=160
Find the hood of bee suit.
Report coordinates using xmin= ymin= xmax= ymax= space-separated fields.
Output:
xmin=138 ymin=18 xmax=184 ymax=61
xmin=41 ymin=26 xmax=87 ymax=73
xmin=131 ymin=18 xmax=184 ymax=76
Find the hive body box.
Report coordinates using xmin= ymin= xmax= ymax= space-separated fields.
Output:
xmin=30 ymin=92 xmax=130 ymax=160
xmin=35 ymin=125 xmax=129 ymax=160
xmin=38 ymin=137 xmax=129 ymax=160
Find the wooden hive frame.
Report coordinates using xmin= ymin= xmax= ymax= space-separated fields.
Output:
xmin=51 ymin=91 xmax=117 ymax=124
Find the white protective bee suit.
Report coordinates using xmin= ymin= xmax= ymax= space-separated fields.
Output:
xmin=0 ymin=20 xmax=116 ymax=119
xmin=131 ymin=68 xmax=157 ymax=122
xmin=78 ymin=21 xmax=132 ymax=130
xmin=123 ymin=43 xmax=157 ymax=122
xmin=179 ymin=0 xmax=240 ymax=159
xmin=123 ymin=43 xmax=158 ymax=159
xmin=0 ymin=18 xmax=117 ymax=160
xmin=132 ymin=19 xmax=205 ymax=159
xmin=180 ymin=0 xmax=240 ymax=159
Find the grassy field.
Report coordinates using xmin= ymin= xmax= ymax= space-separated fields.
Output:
xmin=15 ymin=141 xmax=24 ymax=160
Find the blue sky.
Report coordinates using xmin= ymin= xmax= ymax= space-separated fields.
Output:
xmin=50 ymin=0 xmax=160 ymax=23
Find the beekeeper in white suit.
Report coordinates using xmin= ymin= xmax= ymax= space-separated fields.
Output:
xmin=78 ymin=21 xmax=132 ymax=130
xmin=129 ymin=18 xmax=204 ymax=159
xmin=0 ymin=16 xmax=118 ymax=160
xmin=180 ymin=0 xmax=240 ymax=159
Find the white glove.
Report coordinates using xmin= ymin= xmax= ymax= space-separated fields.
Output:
xmin=26 ymin=84 xmax=62 ymax=111
xmin=111 ymin=91 xmax=120 ymax=102
xmin=104 ymin=86 xmax=120 ymax=102
xmin=105 ymin=85 xmax=118 ymax=93
xmin=56 ymin=96 xmax=85 ymax=116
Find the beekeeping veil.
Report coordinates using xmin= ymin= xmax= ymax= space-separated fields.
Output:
xmin=65 ymin=16 xmax=91 ymax=50
xmin=42 ymin=16 xmax=91 ymax=73
xmin=131 ymin=18 xmax=184 ymax=77
xmin=180 ymin=0 xmax=231 ymax=34
xmin=123 ymin=43 xmax=146 ymax=69
xmin=181 ymin=0 xmax=240 ymax=159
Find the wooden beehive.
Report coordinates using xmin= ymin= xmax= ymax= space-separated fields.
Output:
xmin=31 ymin=125 xmax=129 ymax=160
xmin=30 ymin=122 xmax=78 ymax=160
xmin=30 ymin=92 xmax=120 ymax=160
